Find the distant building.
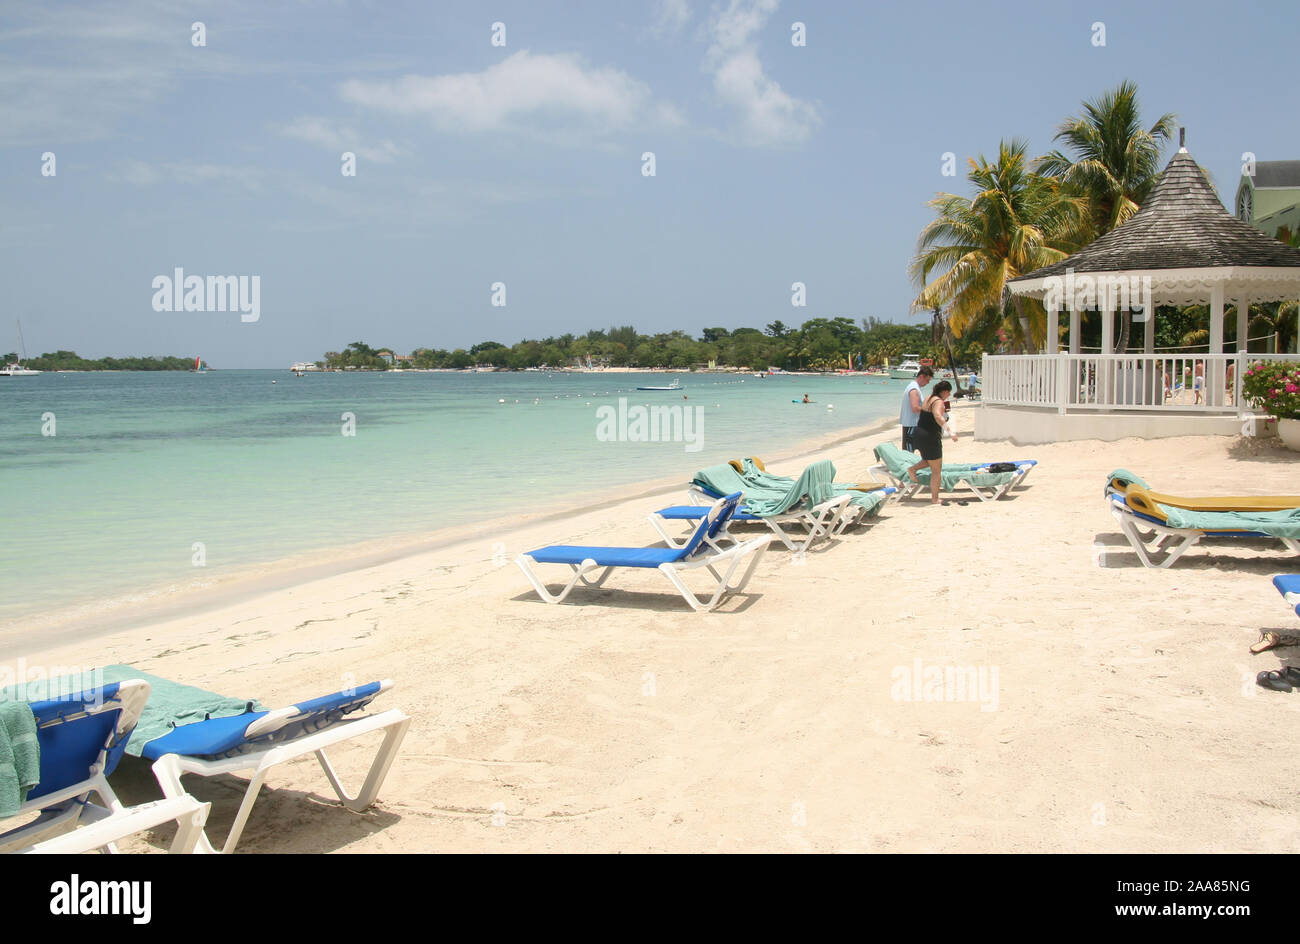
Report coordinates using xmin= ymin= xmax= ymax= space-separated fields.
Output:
xmin=392 ymin=354 xmax=414 ymax=365
xmin=1236 ymin=160 xmax=1300 ymax=239
xmin=377 ymin=349 xmax=395 ymax=365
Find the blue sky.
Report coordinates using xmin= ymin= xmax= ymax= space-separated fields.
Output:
xmin=2 ymin=0 xmax=1298 ymax=367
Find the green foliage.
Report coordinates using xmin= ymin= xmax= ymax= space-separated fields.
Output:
xmin=24 ymin=350 xmax=196 ymax=371
xmin=320 ymin=318 xmax=993 ymax=374
xmin=1242 ymin=361 xmax=1300 ymax=419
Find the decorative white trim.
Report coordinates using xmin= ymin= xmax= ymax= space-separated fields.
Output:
xmin=1009 ymin=266 xmax=1300 ymax=305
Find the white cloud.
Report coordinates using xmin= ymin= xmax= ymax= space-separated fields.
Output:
xmin=281 ymin=117 xmax=404 ymax=163
xmin=340 ymin=50 xmax=680 ymax=136
xmin=704 ymin=0 xmax=819 ymax=148
xmin=108 ymin=160 xmax=263 ymax=192
xmin=652 ymin=0 xmax=692 ymax=35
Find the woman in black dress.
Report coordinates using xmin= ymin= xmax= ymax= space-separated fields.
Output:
xmin=905 ymin=381 xmax=955 ymax=504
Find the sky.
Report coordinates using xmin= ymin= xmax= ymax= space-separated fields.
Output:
xmin=2 ymin=0 xmax=1298 ymax=368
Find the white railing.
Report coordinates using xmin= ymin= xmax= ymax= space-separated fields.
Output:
xmin=982 ymin=353 xmax=1300 ymax=414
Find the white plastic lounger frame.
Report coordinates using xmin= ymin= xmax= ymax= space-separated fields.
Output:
xmin=19 ymin=796 xmax=210 ymax=854
xmin=681 ymin=485 xmax=855 ymax=553
xmin=1109 ymin=500 xmax=1300 ymax=569
xmin=867 ymin=462 xmax=1033 ymax=502
xmin=148 ymin=679 xmax=410 ymax=854
xmin=0 ymin=679 xmax=211 ymax=855
xmin=517 ymin=535 xmax=773 ymax=613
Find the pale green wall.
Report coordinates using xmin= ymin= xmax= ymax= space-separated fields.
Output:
xmin=1254 ymin=187 xmax=1300 ymax=219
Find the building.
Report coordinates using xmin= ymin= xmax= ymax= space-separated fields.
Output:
xmin=1236 ymin=160 xmax=1300 ymax=240
xmin=988 ymin=146 xmax=1300 ymax=444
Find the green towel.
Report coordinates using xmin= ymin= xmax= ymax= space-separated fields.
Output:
xmin=736 ymin=458 xmax=888 ymax=517
xmin=873 ymin=442 xmax=1018 ymax=491
xmin=97 ymin=666 xmax=260 ymax=756
xmin=1160 ymin=504 xmax=1300 ymax=539
xmin=1108 ymin=468 xmax=1150 ymax=490
xmin=0 ymin=700 xmax=40 ymax=817
xmin=692 ymin=460 xmax=889 ymax=520
xmin=694 ymin=460 xmax=837 ymax=517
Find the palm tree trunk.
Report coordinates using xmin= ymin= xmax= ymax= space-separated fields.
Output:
xmin=945 ymin=336 xmax=965 ymax=395
xmin=1014 ymin=297 xmax=1036 ymax=355
xmin=1114 ymin=309 xmax=1132 ymax=353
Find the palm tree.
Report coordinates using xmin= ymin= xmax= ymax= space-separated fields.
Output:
xmin=911 ymin=139 xmax=1084 ymax=354
xmin=1036 ymin=81 xmax=1176 ymax=351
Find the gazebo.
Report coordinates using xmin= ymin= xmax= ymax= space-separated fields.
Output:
xmin=980 ymin=142 xmax=1300 ymax=444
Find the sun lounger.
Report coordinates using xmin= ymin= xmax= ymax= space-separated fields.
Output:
xmin=1108 ymin=488 xmax=1300 ymax=568
xmin=1105 ymin=468 xmax=1300 ymax=511
xmin=727 ymin=457 xmax=895 ymax=526
xmin=100 ymin=669 xmax=410 ymax=854
xmin=519 ymin=492 xmax=772 ymax=612
xmin=1275 ymin=575 xmax=1300 ymax=618
xmin=0 ymin=679 xmax=211 ymax=854
xmin=683 ymin=459 xmax=887 ymax=552
xmin=870 ymin=442 xmax=1035 ymax=501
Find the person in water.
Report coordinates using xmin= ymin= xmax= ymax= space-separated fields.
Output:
xmin=801 ymin=393 xmax=811 ymax=403
xmin=905 ymin=380 xmax=955 ymax=504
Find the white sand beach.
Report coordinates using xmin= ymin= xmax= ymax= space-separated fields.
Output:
xmin=11 ymin=408 xmax=1300 ymax=853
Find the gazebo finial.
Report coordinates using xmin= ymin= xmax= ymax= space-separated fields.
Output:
xmin=1178 ymin=127 xmax=1186 ymax=152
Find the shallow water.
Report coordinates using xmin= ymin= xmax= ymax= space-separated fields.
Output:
xmin=0 ymin=369 xmax=914 ymax=623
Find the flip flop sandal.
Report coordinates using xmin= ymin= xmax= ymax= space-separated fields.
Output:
xmin=1252 ymin=632 xmax=1281 ymax=654
xmin=1256 ymin=670 xmax=1294 ymax=692
xmin=1283 ymin=666 xmax=1300 ymax=686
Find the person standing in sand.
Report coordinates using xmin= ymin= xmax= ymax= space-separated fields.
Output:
xmin=906 ymin=380 xmax=955 ymax=504
xmin=898 ymin=365 xmax=934 ymax=452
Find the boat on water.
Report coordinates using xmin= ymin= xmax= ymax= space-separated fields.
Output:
xmin=636 ymin=378 xmax=683 ymax=391
xmin=889 ymin=354 xmax=923 ymax=380
xmin=0 ymin=321 xmax=40 ymax=376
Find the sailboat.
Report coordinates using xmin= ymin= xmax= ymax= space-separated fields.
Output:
xmin=192 ymin=355 xmax=208 ymax=373
xmin=0 ymin=321 xmax=41 ymax=376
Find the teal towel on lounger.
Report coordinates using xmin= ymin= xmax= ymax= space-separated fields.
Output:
xmin=1108 ymin=468 xmax=1150 ymax=490
xmin=694 ymin=460 xmax=837 ymax=517
xmin=96 ymin=666 xmax=261 ymax=757
xmin=1159 ymin=505 xmax=1300 ymax=539
xmin=873 ymin=442 xmax=1018 ymax=491
xmin=735 ymin=458 xmax=889 ymax=516
xmin=693 ymin=459 xmax=890 ymax=518
xmin=0 ymin=700 xmax=40 ymax=817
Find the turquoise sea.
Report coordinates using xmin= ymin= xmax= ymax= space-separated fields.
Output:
xmin=0 ymin=369 xmax=910 ymax=626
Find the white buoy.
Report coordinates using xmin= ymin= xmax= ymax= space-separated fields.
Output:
xmin=498 ymin=398 xmax=505 ymax=403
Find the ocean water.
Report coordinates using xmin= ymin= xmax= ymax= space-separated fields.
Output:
xmin=0 ymin=369 xmax=910 ymax=624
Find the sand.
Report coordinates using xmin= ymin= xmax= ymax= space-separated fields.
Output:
xmin=10 ymin=406 xmax=1300 ymax=853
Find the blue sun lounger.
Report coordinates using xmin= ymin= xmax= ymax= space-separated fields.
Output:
xmin=517 ymin=492 xmax=772 ymax=612
xmin=0 ymin=679 xmax=210 ymax=854
xmin=133 ymin=675 xmax=410 ymax=854
xmin=1276 ymin=575 xmax=1300 ymax=618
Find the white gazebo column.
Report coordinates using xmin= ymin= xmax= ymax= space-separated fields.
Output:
xmin=1208 ymin=283 xmax=1225 ymax=406
xmin=1142 ymin=305 xmax=1157 ymax=405
xmin=1069 ymin=306 xmax=1080 ymax=354
xmin=1099 ymin=300 xmax=1114 ymax=404
xmin=1209 ymin=283 xmax=1224 ymax=353
xmin=1233 ymin=294 xmax=1249 ymax=411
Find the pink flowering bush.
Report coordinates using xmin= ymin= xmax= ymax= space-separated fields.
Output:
xmin=1242 ymin=361 xmax=1300 ymax=419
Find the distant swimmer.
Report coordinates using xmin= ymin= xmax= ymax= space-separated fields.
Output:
xmin=801 ymin=394 xmax=812 ymax=403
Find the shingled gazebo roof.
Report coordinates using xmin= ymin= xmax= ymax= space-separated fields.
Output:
xmin=1009 ymin=148 xmax=1300 ymax=305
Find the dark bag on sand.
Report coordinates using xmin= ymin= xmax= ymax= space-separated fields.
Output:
xmin=986 ymin=462 xmax=1017 ymax=473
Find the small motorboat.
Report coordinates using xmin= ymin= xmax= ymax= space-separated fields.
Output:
xmin=636 ymin=378 xmax=683 ymax=391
